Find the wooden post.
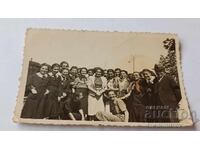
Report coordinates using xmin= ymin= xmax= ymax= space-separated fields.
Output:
xmin=132 ymin=54 xmax=135 ymax=73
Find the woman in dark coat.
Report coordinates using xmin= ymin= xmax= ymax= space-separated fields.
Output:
xmin=121 ymin=72 xmax=147 ymax=122
xmin=44 ymin=63 xmax=61 ymax=119
xmin=21 ymin=63 xmax=49 ymax=119
xmin=141 ymin=69 xmax=157 ymax=122
xmin=59 ymin=68 xmax=72 ymax=120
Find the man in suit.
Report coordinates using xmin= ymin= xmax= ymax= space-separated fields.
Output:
xmin=154 ymin=64 xmax=181 ymax=122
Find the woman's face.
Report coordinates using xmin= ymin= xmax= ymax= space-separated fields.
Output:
xmin=104 ymin=70 xmax=107 ymax=77
xmin=81 ymin=69 xmax=87 ymax=76
xmin=128 ymin=74 xmax=134 ymax=81
xmin=62 ymin=69 xmax=69 ymax=76
xmin=115 ymin=70 xmax=121 ymax=77
xmin=95 ymin=69 xmax=102 ymax=77
xmin=108 ymin=71 xmax=114 ymax=79
xmin=71 ymin=68 xmax=78 ymax=75
xmin=88 ymin=70 xmax=94 ymax=76
xmin=133 ymin=73 xmax=140 ymax=81
xmin=108 ymin=91 xmax=116 ymax=101
xmin=40 ymin=66 xmax=48 ymax=75
xmin=52 ymin=66 xmax=59 ymax=74
xmin=62 ymin=63 xmax=69 ymax=69
xmin=143 ymin=71 xmax=151 ymax=80
xmin=120 ymin=71 xmax=127 ymax=79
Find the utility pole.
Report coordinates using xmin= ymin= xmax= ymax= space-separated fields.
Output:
xmin=132 ymin=54 xmax=135 ymax=73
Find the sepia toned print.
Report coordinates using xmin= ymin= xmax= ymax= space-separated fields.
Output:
xmin=13 ymin=29 xmax=193 ymax=127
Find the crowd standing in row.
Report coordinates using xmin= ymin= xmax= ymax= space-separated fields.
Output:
xmin=21 ymin=61 xmax=182 ymax=122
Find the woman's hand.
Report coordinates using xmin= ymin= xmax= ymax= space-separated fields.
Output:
xmin=58 ymin=97 xmax=61 ymax=102
xmin=44 ymin=89 xmax=49 ymax=95
xmin=63 ymin=92 xmax=67 ymax=97
xmin=96 ymin=91 xmax=101 ymax=96
xmin=31 ymin=88 xmax=37 ymax=94
xmin=72 ymin=88 xmax=75 ymax=93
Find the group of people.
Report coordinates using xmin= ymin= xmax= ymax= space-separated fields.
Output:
xmin=21 ymin=60 xmax=182 ymax=123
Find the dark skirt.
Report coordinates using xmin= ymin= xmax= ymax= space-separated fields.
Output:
xmin=59 ymin=94 xmax=72 ymax=120
xmin=127 ymin=94 xmax=146 ymax=122
xmin=130 ymin=102 xmax=145 ymax=122
xmin=44 ymin=86 xmax=60 ymax=119
xmin=21 ymin=91 xmax=46 ymax=119
xmin=66 ymin=113 xmax=82 ymax=120
xmin=75 ymin=88 xmax=88 ymax=115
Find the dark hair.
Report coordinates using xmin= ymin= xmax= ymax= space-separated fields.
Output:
xmin=107 ymin=89 xmax=116 ymax=95
xmin=107 ymin=69 xmax=114 ymax=73
xmin=115 ymin=68 xmax=121 ymax=72
xmin=88 ymin=68 xmax=94 ymax=72
xmin=128 ymin=73 xmax=133 ymax=76
xmin=60 ymin=61 xmax=69 ymax=67
xmin=120 ymin=70 xmax=128 ymax=75
xmin=40 ymin=63 xmax=49 ymax=70
xmin=80 ymin=67 xmax=88 ymax=73
xmin=70 ymin=66 xmax=78 ymax=71
xmin=141 ymin=69 xmax=156 ymax=76
xmin=133 ymin=71 xmax=140 ymax=74
xmin=94 ymin=67 xmax=104 ymax=74
xmin=128 ymin=73 xmax=134 ymax=81
xmin=51 ymin=63 xmax=60 ymax=70
xmin=133 ymin=71 xmax=141 ymax=77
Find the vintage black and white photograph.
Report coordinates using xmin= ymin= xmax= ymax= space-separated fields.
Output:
xmin=13 ymin=29 xmax=193 ymax=127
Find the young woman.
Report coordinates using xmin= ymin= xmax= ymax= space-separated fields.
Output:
xmin=59 ymin=68 xmax=72 ymax=119
xmin=141 ymin=69 xmax=156 ymax=105
xmin=103 ymin=69 xmax=108 ymax=79
xmin=87 ymin=68 xmax=94 ymax=77
xmin=64 ymin=92 xmax=85 ymax=121
xmin=70 ymin=66 xmax=78 ymax=79
xmin=44 ymin=63 xmax=61 ymax=119
xmin=21 ymin=63 xmax=49 ymax=119
xmin=114 ymin=68 xmax=121 ymax=78
xmin=60 ymin=61 xmax=69 ymax=70
xmin=107 ymin=69 xmax=118 ymax=91
xmin=87 ymin=67 xmax=107 ymax=121
xmin=130 ymin=72 xmax=147 ymax=122
xmin=107 ymin=69 xmax=115 ymax=81
xmin=141 ymin=69 xmax=157 ymax=122
xmin=59 ymin=68 xmax=71 ymax=97
xmin=69 ymin=66 xmax=78 ymax=93
xmin=121 ymin=72 xmax=147 ymax=122
xmin=112 ymin=68 xmax=121 ymax=96
xmin=118 ymin=70 xmax=130 ymax=98
xmin=73 ymin=67 xmax=88 ymax=116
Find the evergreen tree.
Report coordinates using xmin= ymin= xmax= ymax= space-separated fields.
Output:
xmin=158 ymin=38 xmax=179 ymax=83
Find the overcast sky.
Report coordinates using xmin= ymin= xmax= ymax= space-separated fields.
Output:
xmin=25 ymin=29 xmax=172 ymax=72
